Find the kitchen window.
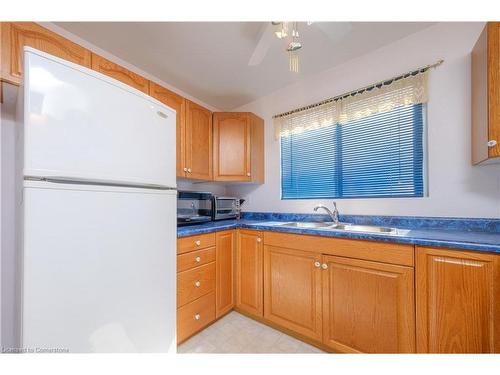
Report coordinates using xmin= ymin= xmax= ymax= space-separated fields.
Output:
xmin=276 ymin=70 xmax=428 ymax=200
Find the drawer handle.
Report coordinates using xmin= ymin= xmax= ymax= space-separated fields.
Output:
xmin=194 ymin=314 xmax=200 ymax=320
xmin=314 ymin=261 xmax=321 ymax=268
xmin=194 ymin=281 xmax=201 ymax=288
xmin=256 ymin=237 xmax=262 ymax=243
xmin=195 ymin=256 xmax=201 ymax=263
xmin=195 ymin=240 xmax=201 ymax=246
xmin=321 ymin=263 xmax=328 ymax=270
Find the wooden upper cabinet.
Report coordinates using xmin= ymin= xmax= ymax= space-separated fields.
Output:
xmin=213 ymin=113 xmax=250 ymax=181
xmin=215 ymin=230 xmax=235 ymax=318
xmin=1 ymin=22 xmax=91 ymax=85
xmin=236 ymin=230 xmax=264 ymax=317
xmin=149 ymin=82 xmax=187 ymax=177
xmin=213 ymin=112 xmax=264 ymax=183
xmin=185 ymin=100 xmax=213 ymax=180
xmin=264 ymin=246 xmax=323 ymax=342
xmin=472 ymin=22 xmax=500 ymax=164
xmin=91 ymin=53 xmax=149 ymax=94
xmin=416 ymin=246 xmax=500 ymax=353
xmin=322 ymin=255 xmax=415 ymax=353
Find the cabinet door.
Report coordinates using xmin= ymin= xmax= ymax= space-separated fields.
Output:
xmin=1 ymin=22 xmax=91 ymax=85
xmin=264 ymin=246 xmax=323 ymax=341
xmin=213 ymin=113 xmax=251 ymax=181
xmin=235 ymin=230 xmax=263 ymax=317
xmin=91 ymin=53 xmax=149 ymax=93
xmin=416 ymin=247 xmax=500 ymax=353
xmin=149 ymin=82 xmax=186 ymax=177
xmin=487 ymin=22 xmax=500 ymax=159
xmin=185 ymin=100 xmax=212 ymax=180
xmin=472 ymin=22 xmax=500 ymax=163
xmin=322 ymin=255 xmax=415 ymax=353
xmin=216 ymin=230 xmax=235 ymax=318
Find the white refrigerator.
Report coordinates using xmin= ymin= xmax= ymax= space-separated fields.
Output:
xmin=18 ymin=47 xmax=177 ymax=353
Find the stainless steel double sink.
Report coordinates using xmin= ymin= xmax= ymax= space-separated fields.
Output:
xmin=272 ymin=221 xmax=409 ymax=235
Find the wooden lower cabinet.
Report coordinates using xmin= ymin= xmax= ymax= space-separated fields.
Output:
xmin=176 ymin=234 xmax=217 ymax=344
xmin=235 ymin=230 xmax=264 ymax=317
xmin=416 ymin=246 xmax=500 ymax=353
xmin=177 ymin=292 xmax=216 ymax=344
xmin=216 ymin=230 xmax=235 ymax=318
xmin=264 ymin=246 xmax=323 ymax=342
xmin=322 ymin=255 xmax=415 ymax=353
xmin=178 ymin=232 xmax=216 ymax=255
xmin=177 ymin=262 xmax=215 ymax=308
xmin=176 ymin=230 xmax=500 ymax=354
xmin=177 ymin=247 xmax=215 ymax=273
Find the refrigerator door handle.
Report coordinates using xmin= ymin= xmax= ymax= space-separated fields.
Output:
xmin=24 ymin=176 xmax=177 ymax=191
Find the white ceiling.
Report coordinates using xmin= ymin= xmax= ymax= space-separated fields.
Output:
xmin=55 ymin=22 xmax=436 ymax=110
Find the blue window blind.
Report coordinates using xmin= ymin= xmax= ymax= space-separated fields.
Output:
xmin=281 ymin=104 xmax=425 ymax=199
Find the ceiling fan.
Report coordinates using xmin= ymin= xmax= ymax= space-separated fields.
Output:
xmin=248 ymin=22 xmax=352 ymax=72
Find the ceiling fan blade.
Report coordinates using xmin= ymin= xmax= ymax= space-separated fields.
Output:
xmin=314 ymin=22 xmax=352 ymax=43
xmin=248 ymin=23 xmax=275 ymax=66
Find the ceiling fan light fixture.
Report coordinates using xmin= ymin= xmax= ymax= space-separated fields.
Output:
xmin=286 ymin=41 xmax=302 ymax=52
xmin=273 ymin=22 xmax=288 ymax=39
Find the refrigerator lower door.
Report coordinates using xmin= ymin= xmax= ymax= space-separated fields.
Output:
xmin=21 ymin=181 xmax=176 ymax=353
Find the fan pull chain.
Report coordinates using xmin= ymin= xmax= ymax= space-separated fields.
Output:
xmin=289 ymin=50 xmax=299 ymax=73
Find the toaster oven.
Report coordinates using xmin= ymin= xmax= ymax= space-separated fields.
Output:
xmin=213 ymin=196 xmax=241 ymax=221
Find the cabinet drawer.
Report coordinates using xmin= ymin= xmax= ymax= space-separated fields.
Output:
xmin=177 ymin=292 xmax=216 ymax=344
xmin=178 ymin=233 xmax=216 ymax=254
xmin=177 ymin=247 xmax=216 ymax=273
xmin=177 ymin=262 xmax=215 ymax=307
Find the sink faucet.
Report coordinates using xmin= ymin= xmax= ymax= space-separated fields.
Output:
xmin=314 ymin=202 xmax=339 ymax=225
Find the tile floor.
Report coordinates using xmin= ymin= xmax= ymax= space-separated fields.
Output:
xmin=177 ymin=311 xmax=325 ymax=353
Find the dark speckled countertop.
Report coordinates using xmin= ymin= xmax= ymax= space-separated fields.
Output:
xmin=177 ymin=213 xmax=500 ymax=254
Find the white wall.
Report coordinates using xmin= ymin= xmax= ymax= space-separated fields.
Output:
xmin=227 ymin=22 xmax=500 ymax=218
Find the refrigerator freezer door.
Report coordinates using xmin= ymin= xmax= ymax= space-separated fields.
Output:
xmin=23 ymin=48 xmax=176 ymax=188
xmin=21 ymin=181 xmax=176 ymax=353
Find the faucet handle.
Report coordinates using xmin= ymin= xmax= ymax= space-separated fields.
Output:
xmin=332 ymin=201 xmax=337 ymax=209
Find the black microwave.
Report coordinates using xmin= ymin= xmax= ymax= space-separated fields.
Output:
xmin=177 ymin=191 xmax=214 ymax=226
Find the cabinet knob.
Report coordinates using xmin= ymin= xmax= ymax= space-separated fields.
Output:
xmin=488 ymin=140 xmax=498 ymax=147
xmin=194 ymin=280 xmax=201 ymax=288
xmin=247 ymin=172 xmax=251 ymax=177
xmin=256 ymin=237 xmax=262 ymax=243
xmin=195 ymin=240 xmax=201 ymax=246
xmin=321 ymin=263 xmax=328 ymax=270
xmin=187 ymin=168 xmax=192 ymax=173
xmin=194 ymin=314 xmax=200 ymax=320
xmin=183 ymin=167 xmax=188 ymax=172
xmin=195 ymin=256 xmax=201 ymax=263
xmin=314 ymin=261 xmax=321 ymax=268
